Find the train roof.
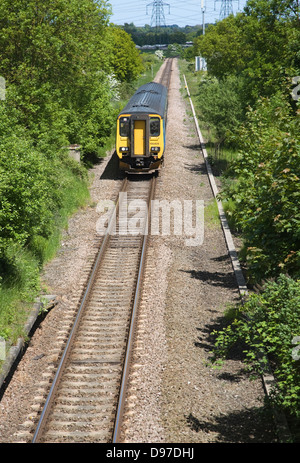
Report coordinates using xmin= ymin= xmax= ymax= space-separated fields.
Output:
xmin=118 ymin=82 xmax=167 ymax=118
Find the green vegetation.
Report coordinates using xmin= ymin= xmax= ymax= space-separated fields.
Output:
xmin=213 ymin=275 xmax=300 ymax=420
xmin=189 ymin=0 xmax=300 ymax=282
xmin=109 ymin=26 xmax=144 ymax=83
xmin=184 ymin=0 xmax=300 ymax=432
xmin=221 ymin=94 xmax=300 ymax=281
xmin=204 ymin=198 xmax=220 ymax=229
xmin=122 ymin=23 xmax=204 ymax=47
xmin=0 ymin=0 xmax=147 ymax=351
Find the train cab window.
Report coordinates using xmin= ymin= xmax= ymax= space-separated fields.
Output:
xmin=150 ymin=117 xmax=160 ymax=137
xmin=120 ymin=117 xmax=130 ymax=137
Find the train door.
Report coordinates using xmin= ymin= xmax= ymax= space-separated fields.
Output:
xmin=133 ymin=120 xmax=146 ymax=156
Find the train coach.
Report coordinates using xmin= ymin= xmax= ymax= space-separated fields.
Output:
xmin=116 ymin=82 xmax=168 ymax=173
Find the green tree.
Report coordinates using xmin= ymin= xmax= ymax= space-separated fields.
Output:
xmin=0 ymin=0 xmax=113 ymax=153
xmin=213 ymin=275 xmax=300 ymax=419
xmin=108 ymin=26 xmax=144 ymax=82
xmin=194 ymin=15 xmax=250 ymax=80
xmin=194 ymin=1 xmax=300 ymax=103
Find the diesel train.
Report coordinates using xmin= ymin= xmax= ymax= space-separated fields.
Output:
xmin=116 ymin=82 xmax=168 ymax=173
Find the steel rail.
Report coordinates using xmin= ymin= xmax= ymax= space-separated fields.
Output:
xmin=112 ymin=175 xmax=156 ymax=443
xmin=159 ymin=58 xmax=173 ymax=87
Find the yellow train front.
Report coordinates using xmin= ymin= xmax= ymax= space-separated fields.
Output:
xmin=116 ymin=82 xmax=167 ymax=173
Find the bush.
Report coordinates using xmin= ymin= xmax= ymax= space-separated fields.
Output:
xmin=213 ymin=275 xmax=300 ymax=419
xmin=197 ymin=75 xmax=244 ymax=145
xmin=0 ymin=141 xmax=59 ymax=253
xmin=0 ymin=132 xmax=89 ymax=344
xmin=220 ymin=92 xmax=300 ymax=282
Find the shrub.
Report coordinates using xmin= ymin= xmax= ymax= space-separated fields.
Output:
xmin=212 ymin=275 xmax=300 ymax=418
xmin=220 ymin=92 xmax=300 ymax=281
xmin=197 ymin=75 xmax=244 ymax=145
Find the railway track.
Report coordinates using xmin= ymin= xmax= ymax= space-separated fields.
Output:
xmin=31 ymin=59 xmax=173 ymax=443
xmin=32 ymin=176 xmax=155 ymax=443
xmin=159 ymin=58 xmax=173 ymax=87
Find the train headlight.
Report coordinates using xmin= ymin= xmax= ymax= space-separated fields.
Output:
xmin=119 ymin=147 xmax=129 ymax=153
xmin=151 ymin=147 xmax=160 ymax=153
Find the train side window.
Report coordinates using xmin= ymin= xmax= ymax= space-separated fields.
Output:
xmin=150 ymin=117 xmax=160 ymax=137
xmin=120 ymin=117 xmax=130 ymax=137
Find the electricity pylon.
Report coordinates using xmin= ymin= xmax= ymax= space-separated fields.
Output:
xmin=215 ymin=0 xmax=239 ymax=20
xmin=146 ymin=0 xmax=170 ymax=29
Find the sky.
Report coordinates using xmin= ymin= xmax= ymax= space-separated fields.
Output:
xmin=108 ymin=0 xmax=248 ymax=28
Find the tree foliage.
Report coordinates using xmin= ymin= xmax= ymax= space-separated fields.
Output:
xmin=192 ymin=1 xmax=300 ymax=426
xmin=222 ymin=93 xmax=300 ymax=281
xmin=195 ymin=15 xmax=251 ymax=80
xmin=213 ymin=275 xmax=300 ymax=419
xmin=192 ymin=0 xmax=300 ymax=281
xmin=197 ymin=75 xmax=244 ymax=143
xmin=108 ymin=26 xmax=144 ymax=82
xmin=0 ymin=0 xmax=115 ymax=153
xmin=122 ymin=23 xmax=200 ymax=46
xmin=194 ymin=0 xmax=300 ymax=102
